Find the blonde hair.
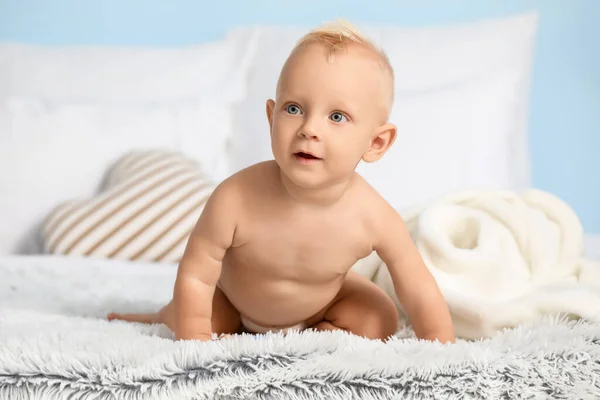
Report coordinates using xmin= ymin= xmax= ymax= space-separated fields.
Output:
xmin=294 ymin=19 xmax=394 ymax=83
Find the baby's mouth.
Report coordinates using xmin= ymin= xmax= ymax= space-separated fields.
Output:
xmin=294 ymin=151 xmax=322 ymax=160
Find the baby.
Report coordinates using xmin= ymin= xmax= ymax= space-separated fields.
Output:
xmin=108 ymin=21 xmax=455 ymax=344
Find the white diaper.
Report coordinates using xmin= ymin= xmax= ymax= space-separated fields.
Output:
xmin=240 ymin=316 xmax=307 ymax=334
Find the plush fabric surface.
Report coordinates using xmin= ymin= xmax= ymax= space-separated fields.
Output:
xmin=375 ymin=188 xmax=600 ymax=339
xmin=2 ymin=256 xmax=600 ymax=399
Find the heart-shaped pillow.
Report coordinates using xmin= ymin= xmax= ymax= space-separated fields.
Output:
xmin=42 ymin=150 xmax=216 ymax=263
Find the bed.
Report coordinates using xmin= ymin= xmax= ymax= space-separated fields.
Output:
xmin=2 ymin=11 xmax=600 ymax=399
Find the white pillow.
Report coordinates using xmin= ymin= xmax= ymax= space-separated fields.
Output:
xmin=0 ymin=97 xmax=231 ymax=255
xmin=0 ymin=31 xmax=259 ymax=255
xmin=0 ymin=30 xmax=256 ymax=104
xmin=226 ymin=13 xmax=538 ymax=211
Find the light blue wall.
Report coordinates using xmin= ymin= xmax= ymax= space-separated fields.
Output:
xmin=1 ymin=0 xmax=599 ymax=233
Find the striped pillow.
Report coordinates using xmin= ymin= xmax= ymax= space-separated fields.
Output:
xmin=42 ymin=150 xmax=216 ymax=263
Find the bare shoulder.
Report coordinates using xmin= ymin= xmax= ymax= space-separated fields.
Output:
xmin=191 ymin=163 xmax=267 ymax=230
xmin=351 ymin=173 xmax=398 ymax=217
xmin=228 ymin=160 xmax=278 ymax=186
xmin=351 ymin=173 xmax=406 ymax=244
xmin=226 ymin=160 xmax=281 ymax=202
xmin=211 ymin=161 xmax=277 ymax=200
xmin=201 ymin=161 xmax=278 ymax=246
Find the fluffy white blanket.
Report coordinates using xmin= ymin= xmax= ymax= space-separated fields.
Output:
xmin=2 ymin=256 xmax=600 ymax=399
xmin=357 ymin=189 xmax=600 ymax=339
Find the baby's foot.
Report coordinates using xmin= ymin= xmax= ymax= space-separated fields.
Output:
xmin=106 ymin=312 xmax=157 ymax=324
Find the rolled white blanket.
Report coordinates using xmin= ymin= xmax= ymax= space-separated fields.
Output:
xmin=354 ymin=189 xmax=600 ymax=339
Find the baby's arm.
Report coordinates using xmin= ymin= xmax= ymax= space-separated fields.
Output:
xmin=372 ymin=201 xmax=455 ymax=344
xmin=172 ymin=180 xmax=239 ymax=341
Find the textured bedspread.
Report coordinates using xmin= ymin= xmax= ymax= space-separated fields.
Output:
xmin=1 ymin=256 xmax=600 ymax=399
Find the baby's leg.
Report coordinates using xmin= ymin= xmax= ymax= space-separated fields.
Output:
xmin=309 ymin=270 xmax=399 ymax=340
xmin=107 ymin=284 xmax=241 ymax=336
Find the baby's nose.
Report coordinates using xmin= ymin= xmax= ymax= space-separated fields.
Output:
xmin=300 ymin=131 xmax=319 ymax=139
xmin=298 ymin=125 xmax=320 ymax=140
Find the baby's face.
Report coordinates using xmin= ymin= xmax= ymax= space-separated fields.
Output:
xmin=267 ymin=42 xmax=391 ymax=189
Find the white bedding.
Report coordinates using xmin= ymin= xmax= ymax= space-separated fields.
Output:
xmin=3 ymin=255 xmax=600 ymax=399
xmin=370 ymin=189 xmax=600 ymax=339
xmin=0 ymin=255 xmax=176 ymax=320
xmin=0 ymin=229 xmax=598 ymax=338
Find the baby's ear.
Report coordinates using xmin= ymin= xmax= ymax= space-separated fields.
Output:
xmin=266 ymin=99 xmax=275 ymax=132
xmin=362 ymin=123 xmax=397 ymax=163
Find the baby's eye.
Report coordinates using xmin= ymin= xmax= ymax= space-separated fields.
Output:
xmin=329 ymin=112 xmax=348 ymax=123
xmin=285 ymin=104 xmax=302 ymax=115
